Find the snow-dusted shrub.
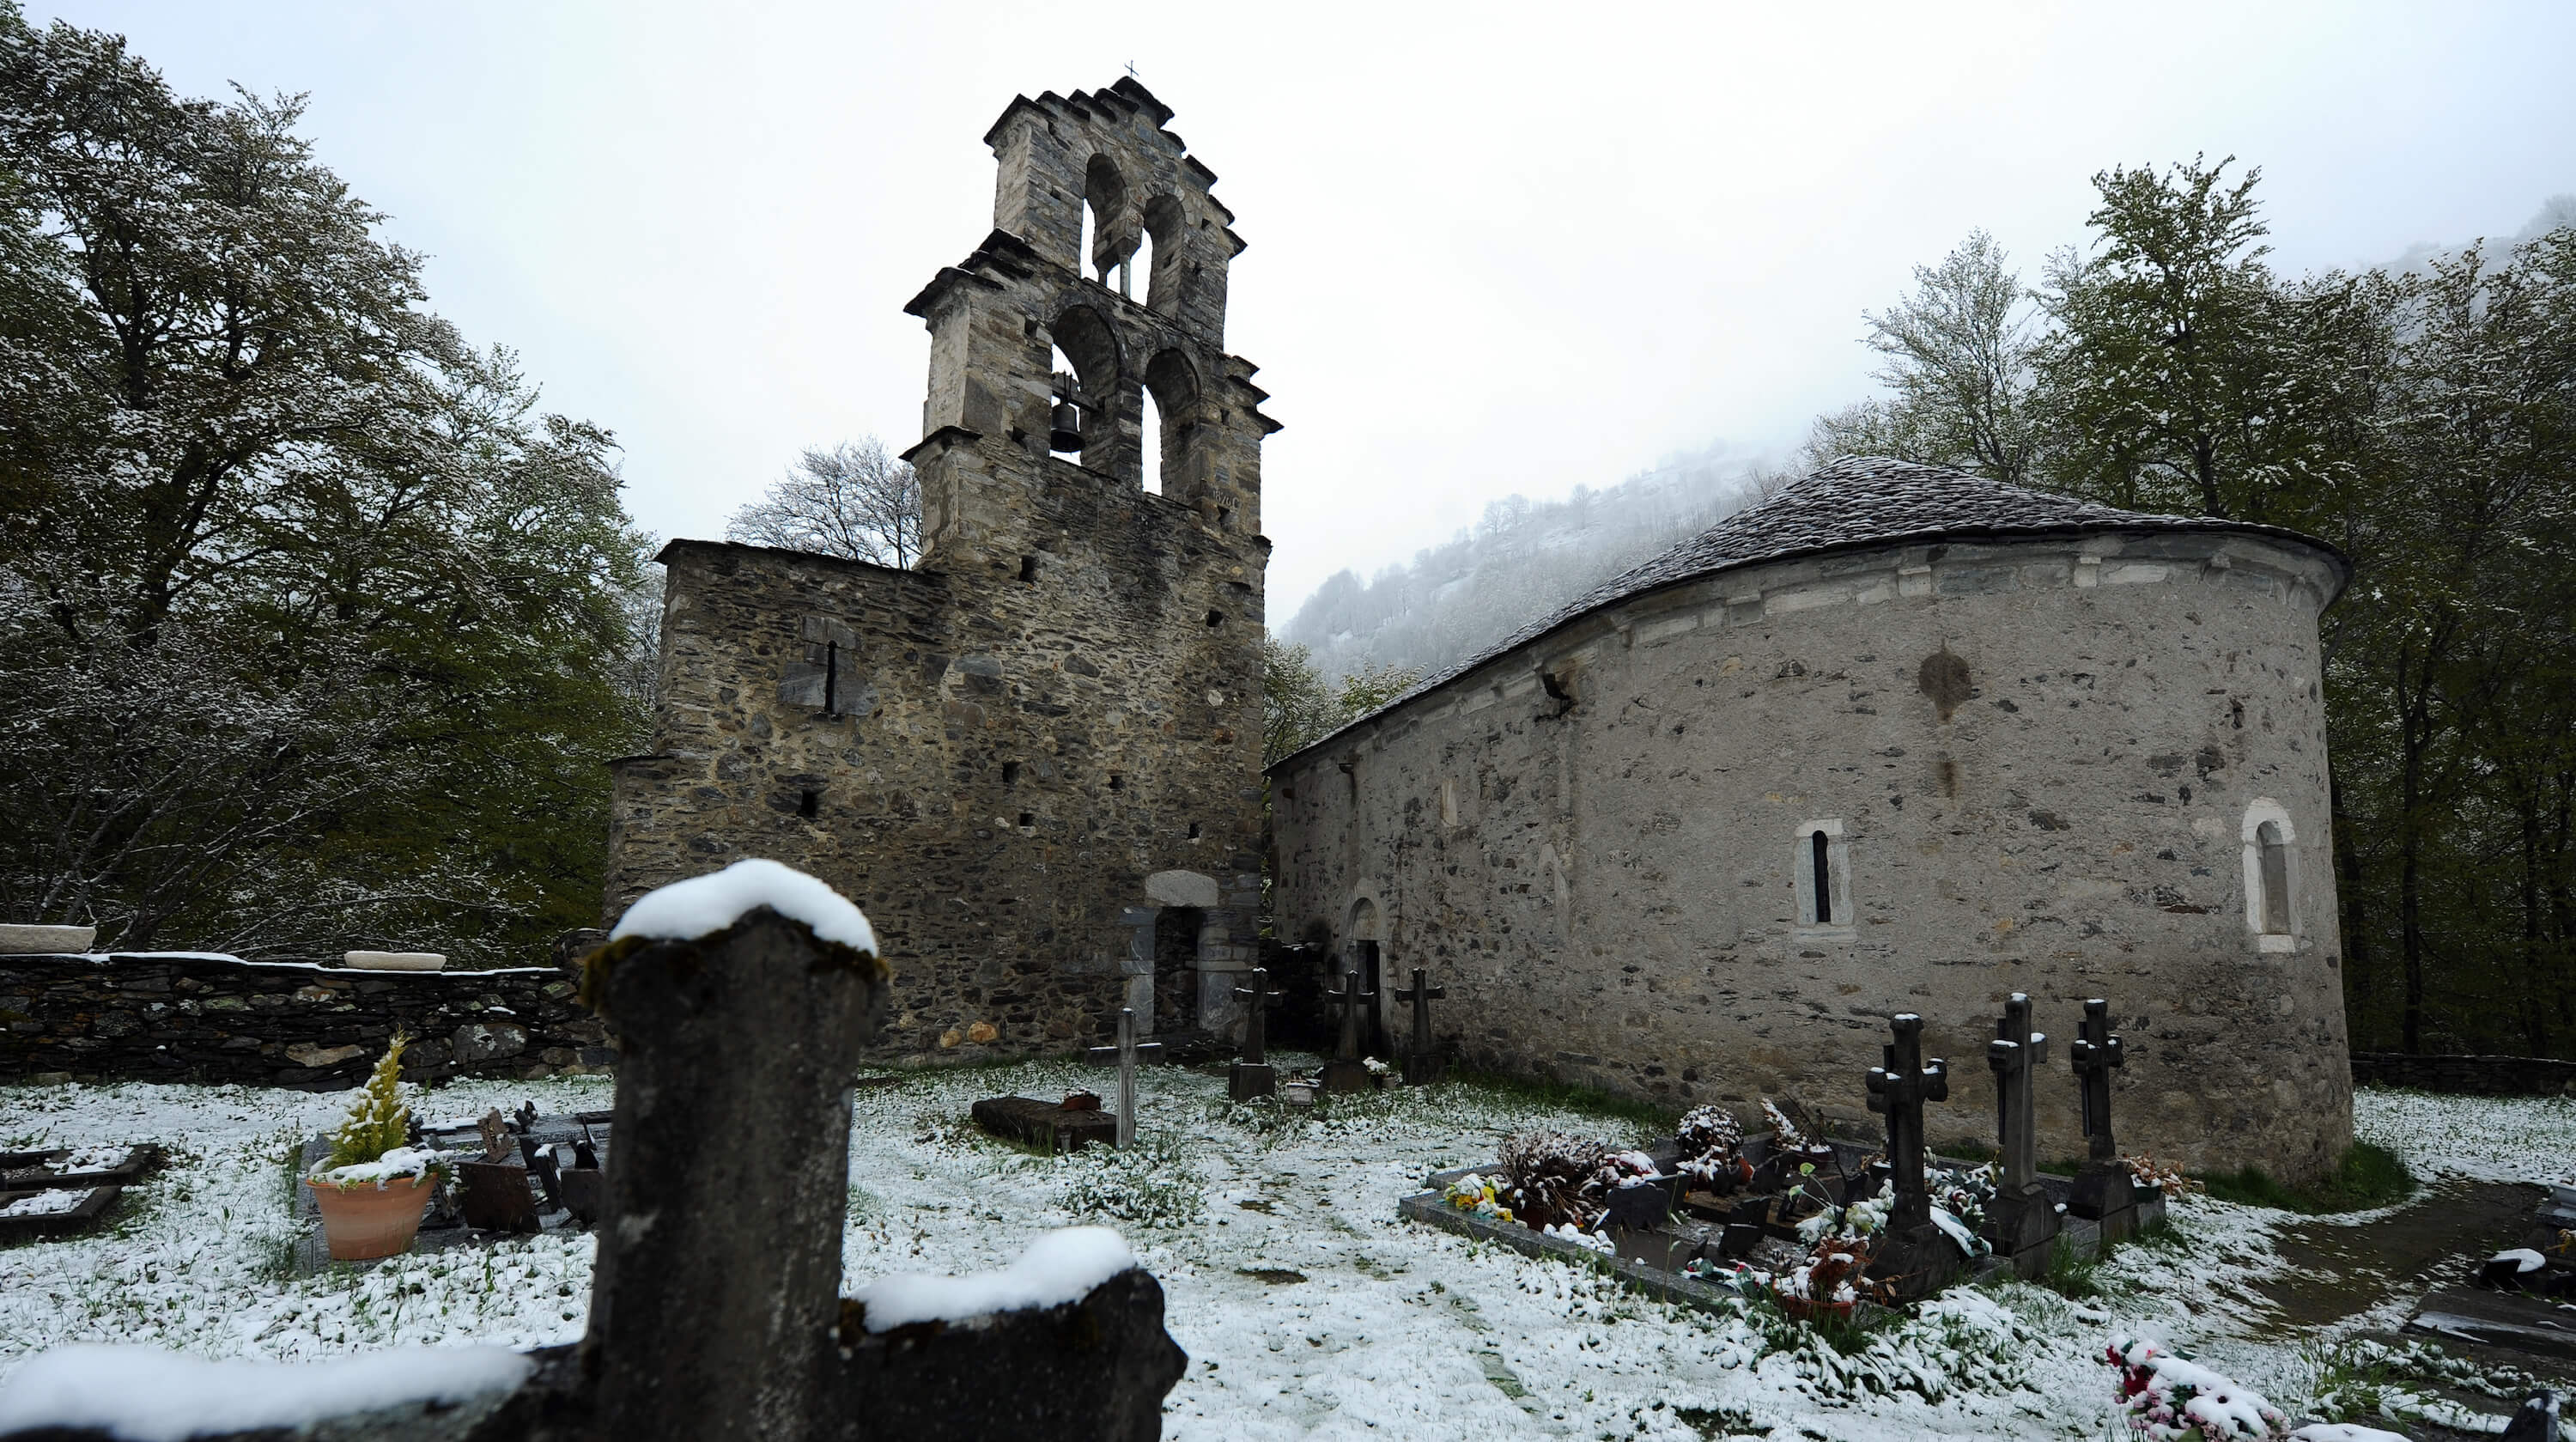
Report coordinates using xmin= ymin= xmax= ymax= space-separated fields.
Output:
xmin=309 ymin=1034 xmax=447 ymax=1189
xmin=1056 ymin=1134 xmax=1203 ymax=1228
xmin=1675 ymin=1104 xmax=1745 ymax=1186
xmin=2107 ymin=1336 xmax=2290 ymax=1439
xmin=1497 ymin=1130 xmax=1607 ymax=1230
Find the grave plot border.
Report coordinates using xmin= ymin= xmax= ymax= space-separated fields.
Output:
xmin=1398 ymin=1156 xmax=2166 ymax=1316
xmin=0 ymin=1183 xmax=121 ymax=1239
xmin=0 ymin=1145 xmax=159 ymax=1189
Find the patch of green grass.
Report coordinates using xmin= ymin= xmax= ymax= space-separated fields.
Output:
xmin=2198 ymin=1142 xmax=2411 ymax=1214
xmin=1935 ymin=1137 xmax=1996 ymax=1164
xmin=2040 ymin=1233 xmax=2105 ymax=1299
xmin=2038 ymin=1156 xmax=2082 ymax=1177
xmin=1674 ymin=1402 xmax=1771 ymax=1437
xmin=2127 ymin=1214 xmax=2187 ymax=1251
xmin=1443 ymin=1067 xmax=1678 ymax=1135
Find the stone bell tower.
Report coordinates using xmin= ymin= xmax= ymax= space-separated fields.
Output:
xmin=902 ymin=77 xmax=1276 ymax=571
xmin=894 ymin=77 xmax=1279 ymax=1037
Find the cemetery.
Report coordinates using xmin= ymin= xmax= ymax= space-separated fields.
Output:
xmin=0 ymin=869 xmax=2569 ymax=1439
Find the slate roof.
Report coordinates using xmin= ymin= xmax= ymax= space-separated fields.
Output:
xmin=1270 ymin=456 xmax=2348 ymax=772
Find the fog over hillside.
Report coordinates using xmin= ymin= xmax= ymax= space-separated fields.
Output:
xmin=1276 ymin=441 xmax=1776 ymax=684
xmin=1279 ymin=196 xmax=2576 ymax=689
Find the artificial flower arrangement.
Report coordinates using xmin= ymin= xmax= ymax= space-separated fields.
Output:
xmin=2104 ymin=1337 xmax=2289 ymax=1440
xmin=2124 ymin=1154 xmax=2205 ymax=1199
xmin=1442 ymin=1171 xmax=1515 ymax=1223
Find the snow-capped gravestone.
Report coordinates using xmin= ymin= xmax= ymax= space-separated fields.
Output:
xmin=1982 ymin=994 xmax=2059 ymax=1278
xmin=2068 ymin=998 xmax=2140 ymax=1243
xmin=0 ymin=859 xmax=1188 ymax=1442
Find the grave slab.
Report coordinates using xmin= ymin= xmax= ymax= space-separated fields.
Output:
xmin=969 ymin=1096 xmax=1121 ymax=1153
xmin=0 ymin=1183 xmax=120 ymax=1239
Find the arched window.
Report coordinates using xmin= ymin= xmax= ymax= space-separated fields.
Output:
xmin=1046 ymin=306 xmax=1121 ymax=472
xmin=1143 ymin=350 xmax=1201 ymax=501
xmin=1795 ymin=819 xmax=1851 ymax=937
xmin=1140 ymin=194 xmax=1188 ymax=313
xmin=1081 ymin=155 xmax=1131 ymax=286
xmin=2240 ymin=799 xmax=2298 ymax=952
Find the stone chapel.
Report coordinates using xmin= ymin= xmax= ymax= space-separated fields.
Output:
xmin=604 ymin=79 xmax=1275 ymax=1058
xmin=1268 ymin=458 xmax=2357 ymax=1184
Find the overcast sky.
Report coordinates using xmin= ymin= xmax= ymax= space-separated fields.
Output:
xmin=37 ymin=1 xmax=2576 ymax=617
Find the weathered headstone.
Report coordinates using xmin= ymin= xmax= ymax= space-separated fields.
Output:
xmin=1394 ymin=968 xmax=1445 ymax=1086
xmin=1084 ymin=1007 xmax=1165 ymax=1148
xmin=970 ymin=1095 xmax=1120 ymax=1153
xmin=1319 ymin=970 xmax=1378 ymax=1093
xmin=458 ymin=1107 xmax=540 ymax=1232
xmin=2068 ymin=996 xmax=2138 ymax=1241
xmin=1864 ymin=1013 xmax=1959 ymax=1299
xmin=1982 ymin=993 xmax=2058 ymax=1276
xmin=580 ymin=907 xmax=886 ymax=1442
xmin=1229 ymin=968 xmax=1285 ymax=1101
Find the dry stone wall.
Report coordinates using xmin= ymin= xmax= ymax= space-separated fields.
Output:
xmin=0 ymin=952 xmax=608 ymax=1089
xmin=1271 ymin=528 xmax=2354 ymax=1184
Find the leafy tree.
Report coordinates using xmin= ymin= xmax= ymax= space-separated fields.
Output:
xmin=726 ymin=438 xmax=922 ymax=567
xmin=1263 ymin=636 xmax=1338 ymax=768
xmin=1834 ymin=230 xmax=2045 ymax=484
xmin=0 ymin=7 xmax=652 ymax=961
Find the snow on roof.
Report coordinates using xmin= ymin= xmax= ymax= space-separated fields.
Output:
xmin=608 ymin=857 xmax=878 ymax=955
xmin=1270 ymin=455 xmax=2349 ymax=772
xmin=0 ymin=1344 xmax=531 ymax=1441
xmin=846 ymin=1226 xmax=1134 ymax=1332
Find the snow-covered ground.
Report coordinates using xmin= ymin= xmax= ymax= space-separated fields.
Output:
xmin=3 ymin=1070 xmax=2570 ymax=1439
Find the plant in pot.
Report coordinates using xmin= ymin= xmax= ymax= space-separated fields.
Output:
xmin=304 ymin=1032 xmax=447 ymax=1260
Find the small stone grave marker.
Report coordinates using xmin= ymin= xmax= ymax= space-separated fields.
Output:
xmin=1319 ymin=970 xmax=1377 ymax=1093
xmin=1983 ymin=993 xmax=2058 ymax=1276
xmin=1229 ymin=968 xmax=1284 ymax=1101
xmin=2068 ymin=997 xmax=2138 ymax=1241
xmin=1393 ymin=968 xmax=1444 ymax=1086
xmin=1864 ymin=1013 xmax=1959 ymax=1300
xmin=1084 ymin=1007 xmax=1165 ymax=1148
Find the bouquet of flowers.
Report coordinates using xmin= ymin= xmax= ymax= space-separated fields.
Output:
xmin=1443 ymin=1171 xmax=1515 ymax=1222
xmin=2104 ymin=1338 xmax=2289 ymax=1440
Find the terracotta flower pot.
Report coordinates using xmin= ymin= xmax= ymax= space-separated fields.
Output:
xmin=307 ymin=1174 xmax=434 ymax=1259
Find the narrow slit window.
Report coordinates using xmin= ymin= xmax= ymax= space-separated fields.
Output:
xmin=1002 ymin=762 xmax=1021 ymax=787
xmin=1796 ymin=820 xmax=1850 ymax=933
xmin=822 ymin=639 xmax=839 ymax=715
xmin=2257 ymin=820 xmax=2289 ymax=934
xmin=798 ymin=789 xmax=820 ymax=820
xmin=1019 ymin=555 xmax=1038 ymax=583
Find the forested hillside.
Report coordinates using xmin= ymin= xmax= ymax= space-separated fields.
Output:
xmin=1275 ymin=441 xmax=1771 ymax=684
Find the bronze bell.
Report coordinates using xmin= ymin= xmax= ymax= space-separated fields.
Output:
xmin=1048 ymin=370 xmax=1083 ymax=452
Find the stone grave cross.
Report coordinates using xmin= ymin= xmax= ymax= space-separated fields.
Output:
xmin=1319 ymin=969 xmax=1378 ymax=1093
xmin=1393 ymin=968 xmax=1444 ymax=1086
xmin=2069 ymin=997 xmax=2124 ymax=1162
xmin=1085 ymin=1007 xmax=1165 ymax=1148
xmin=1986 ymin=993 xmax=2048 ymax=1189
xmin=1229 ymin=968 xmax=1285 ymax=1101
xmin=1864 ymin=1013 xmax=1949 ymax=1232
xmin=2067 ymin=996 xmax=2138 ymax=1238
xmin=1983 ymin=993 xmax=2059 ymax=1274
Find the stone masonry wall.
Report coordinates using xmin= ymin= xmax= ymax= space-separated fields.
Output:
xmin=0 ymin=952 xmax=610 ymax=1089
xmin=1270 ymin=528 xmax=2354 ymax=1184
xmin=604 ymin=82 xmax=1273 ymax=1066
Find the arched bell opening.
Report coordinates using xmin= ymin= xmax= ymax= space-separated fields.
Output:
xmin=1046 ymin=305 xmax=1124 ymax=472
xmin=1081 ymin=155 xmax=1137 ymax=289
xmin=1140 ymin=193 xmax=1188 ymax=314
xmin=1143 ymin=349 xmax=1206 ymax=502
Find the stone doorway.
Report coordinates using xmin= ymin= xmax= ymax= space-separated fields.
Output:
xmin=1154 ymin=906 xmax=1202 ymax=1035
